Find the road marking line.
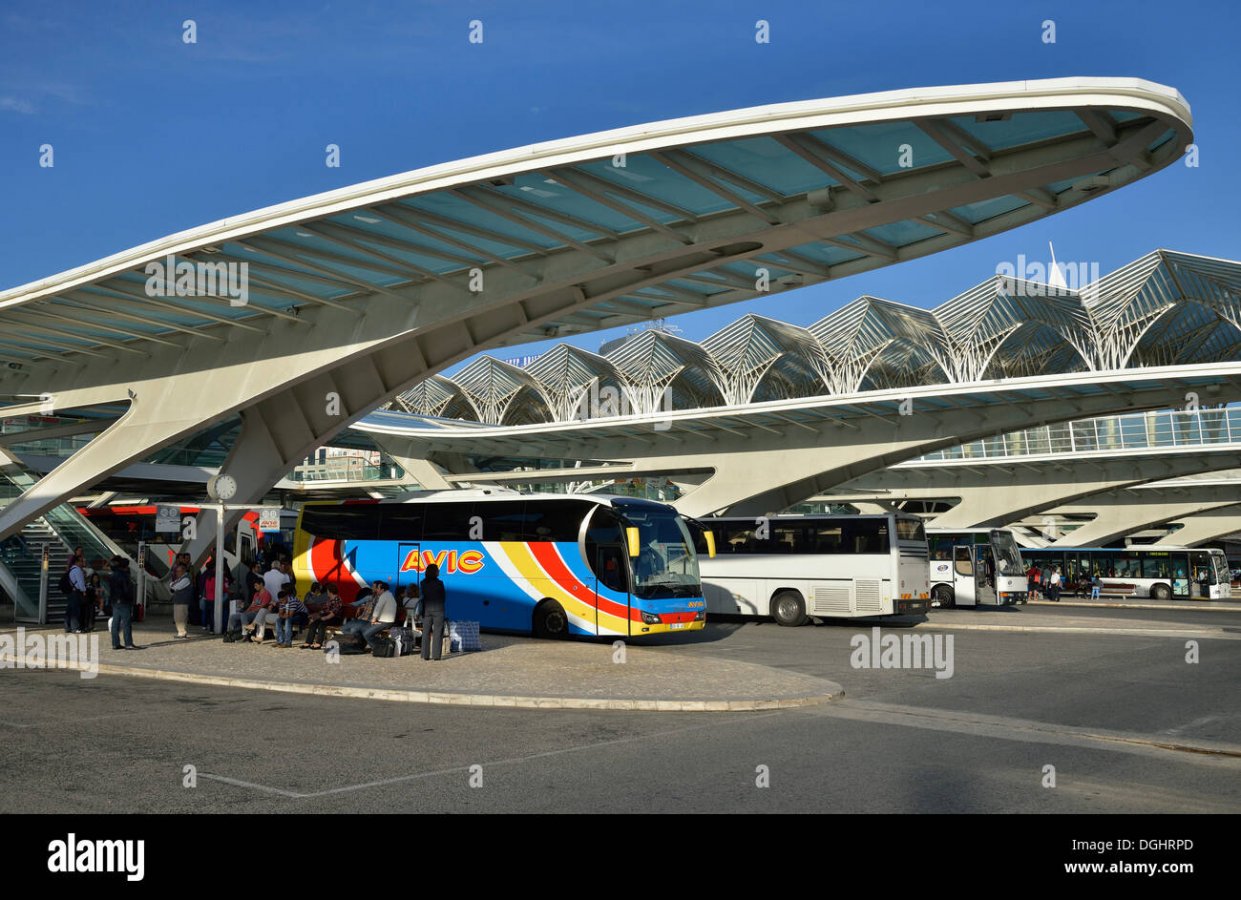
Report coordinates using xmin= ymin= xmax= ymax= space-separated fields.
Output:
xmin=802 ymin=700 xmax=1241 ymax=767
xmin=200 ymin=711 xmax=784 ymax=800
xmin=914 ymin=622 xmax=1241 ymax=639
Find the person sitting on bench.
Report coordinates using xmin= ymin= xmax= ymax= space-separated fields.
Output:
xmin=231 ymin=586 xmax=273 ymax=640
xmin=245 ymin=589 xmax=283 ymax=644
xmin=275 ymin=589 xmax=307 ymax=648
xmin=301 ymin=584 xmax=343 ymax=649
xmin=362 ymin=581 xmax=398 ymax=653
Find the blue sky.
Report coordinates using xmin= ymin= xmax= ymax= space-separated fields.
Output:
xmin=2 ymin=0 xmax=1238 ymax=367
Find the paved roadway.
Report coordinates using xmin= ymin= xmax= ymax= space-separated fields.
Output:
xmin=2 ymin=604 xmax=1239 ymax=813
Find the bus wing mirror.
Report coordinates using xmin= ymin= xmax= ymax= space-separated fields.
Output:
xmin=626 ymin=527 xmax=641 ymax=558
xmin=704 ymin=530 xmax=716 ymax=559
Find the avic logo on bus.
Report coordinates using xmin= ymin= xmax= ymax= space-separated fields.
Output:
xmin=400 ymin=548 xmax=485 ymax=575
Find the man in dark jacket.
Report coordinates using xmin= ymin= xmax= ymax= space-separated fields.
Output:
xmin=109 ymin=557 xmax=139 ymax=650
xmin=419 ymin=563 xmax=447 ymax=661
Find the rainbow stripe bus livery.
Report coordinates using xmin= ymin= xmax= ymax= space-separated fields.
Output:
xmin=292 ymin=491 xmax=707 ymax=638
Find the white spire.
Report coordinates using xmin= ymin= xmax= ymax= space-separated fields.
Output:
xmin=1048 ymin=241 xmax=1069 ymax=290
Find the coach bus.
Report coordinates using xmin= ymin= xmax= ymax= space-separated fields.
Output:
xmin=1020 ymin=545 xmax=1231 ymax=600
xmin=927 ymin=528 xmax=1028 ymax=608
xmin=689 ymin=513 xmax=930 ymax=625
xmin=292 ymin=490 xmax=708 ymax=639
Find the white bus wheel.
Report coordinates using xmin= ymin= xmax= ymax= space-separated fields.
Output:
xmin=770 ymin=591 xmax=808 ymax=627
xmin=931 ymin=584 xmax=954 ymax=609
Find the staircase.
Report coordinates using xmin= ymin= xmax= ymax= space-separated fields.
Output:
xmin=0 ymin=452 xmax=140 ymax=623
xmin=0 ymin=519 xmax=71 ymax=623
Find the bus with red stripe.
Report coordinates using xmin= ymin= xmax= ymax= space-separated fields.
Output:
xmin=292 ymin=491 xmax=708 ymax=638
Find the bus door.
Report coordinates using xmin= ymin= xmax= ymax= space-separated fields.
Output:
xmin=975 ymin=546 xmax=998 ymax=606
xmin=594 ymin=543 xmax=630 ymax=634
xmin=1171 ymin=552 xmax=1192 ymax=599
xmin=1190 ymin=550 xmax=1215 ymax=599
xmin=394 ymin=542 xmax=421 ymax=620
xmin=953 ymin=546 xmax=978 ymax=606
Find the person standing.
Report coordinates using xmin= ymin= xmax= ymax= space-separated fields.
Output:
xmin=419 ymin=563 xmax=447 ymax=661
xmin=63 ymin=554 xmax=86 ymax=634
xmin=203 ymin=563 xmax=233 ymax=634
xmin=244 ymin=561 xmax=264 ymax=605
xmin=1048 ymin=566 xmax=1062 ymax=602
xmin=169 ymin=563 xmax=193 ymax=639
xmin=110 ymin=557 xmax=139 ymax=650
xmin=82 ymin=572 xmax=102 ymax=632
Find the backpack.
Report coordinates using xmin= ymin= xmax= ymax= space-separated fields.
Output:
xmin=58 ymin=569 xmax=74 ymax=595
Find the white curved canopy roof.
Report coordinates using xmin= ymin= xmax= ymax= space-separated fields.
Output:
xmin=0 ymin=77 xmax=1192 ymax=370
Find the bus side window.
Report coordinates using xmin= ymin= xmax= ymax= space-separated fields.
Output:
xmin=954 ymin=546 xmax=973 ymax=576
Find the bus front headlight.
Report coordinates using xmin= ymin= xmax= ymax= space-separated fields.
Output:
xmin=640 ymin=611 xmax=662 ymax=625
xmin=694 ymin=610 xmax=706 ymax=621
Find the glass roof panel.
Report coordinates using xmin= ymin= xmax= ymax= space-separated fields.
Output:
xmin=579 ymin=156 xmax=735 ymax=216
xmin=810 ymin=121 xmax=955 ymax=175
xmin=862 ymin=219 xmax=945 ymax=247
xmin=493 ymin=174 xmax=647 ymax=233
xmin=398 ymin=194 xmax=563 ymax=250
xmin=947 ymin=108 xmax=1089 ymax=151
xmin=690 ymin=136 xmax=834 ymax=195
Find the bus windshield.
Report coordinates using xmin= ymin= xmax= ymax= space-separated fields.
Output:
xmin=614 ymin=501 xmax=700 ymax=599
xmin=989 ymin=529 xmax=1024 ymax=575
xmin=1211 ymin=551 xmax=1230 ymax=587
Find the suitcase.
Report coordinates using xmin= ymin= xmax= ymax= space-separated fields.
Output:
xmin=372 ymin=635 xmax=397 ymax=658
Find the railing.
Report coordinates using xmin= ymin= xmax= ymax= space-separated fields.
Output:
xmin=919 ymin=406 xmax=1241 ymax=462
xmin=288 ymin=463 xmax=405 ymax=483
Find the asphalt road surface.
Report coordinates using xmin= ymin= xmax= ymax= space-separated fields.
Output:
xmin=2 ymin=606 xmax=1239 ymax=813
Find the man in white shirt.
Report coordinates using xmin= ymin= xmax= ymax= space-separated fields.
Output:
xmin=263 ymin=561 xmax=289 ymax=604
xmin=362 ymin=581 xmax=398 ymax=653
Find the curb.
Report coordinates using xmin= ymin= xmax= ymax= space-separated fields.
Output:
xmin=6 ymin=654 xmax=843 ymax=712
xmin=914 ymin=622 xmax=1240 ymax=639
xmin=1025 ymin=600 xmax=1241 ymax=613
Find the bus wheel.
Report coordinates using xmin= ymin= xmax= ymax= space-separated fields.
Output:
xmin=533 ymin=600 xmax=569 ymax=639
xmin=932 ymin=585 xmax=954 ymax=609
xmin=771 ymin=591 xmax=808 ymax=627
xmin=1151 ymin=583 xmax=1172 ymax=601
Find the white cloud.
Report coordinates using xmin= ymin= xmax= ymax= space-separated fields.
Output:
xmin=0 ymin=96 xmax=35 ymax=114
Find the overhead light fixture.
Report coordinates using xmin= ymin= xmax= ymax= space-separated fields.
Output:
xmin=353 ymin=215 xmax=381 ymax=224
xmin=807 ymin=187 xmax=834 ymax=210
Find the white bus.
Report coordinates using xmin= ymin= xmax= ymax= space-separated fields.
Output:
xmin=691 ymin=513 xmax=930 ymax=625
xmin=927 ymin=528 xmax=1028 ymax=608
xmin=1020 ymin=545 xmax=1232 ymax=600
